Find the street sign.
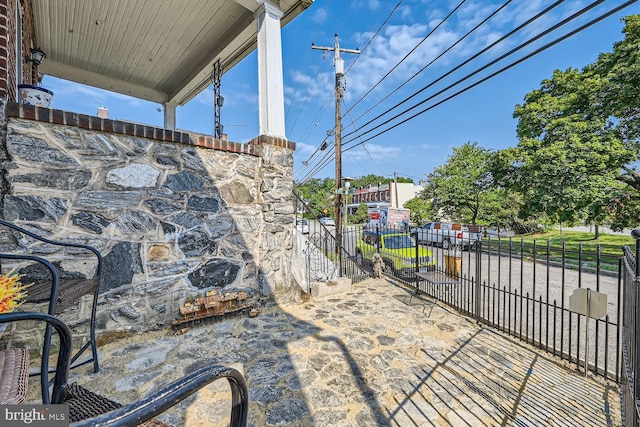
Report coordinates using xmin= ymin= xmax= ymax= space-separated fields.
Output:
xmin=569 ymin=288 xmax=607 ymax=319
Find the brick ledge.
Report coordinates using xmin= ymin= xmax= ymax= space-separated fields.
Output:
xmin=6 ymin=102 xmax=295 ymax=155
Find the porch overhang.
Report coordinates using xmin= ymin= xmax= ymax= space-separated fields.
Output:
xmin=32 ymin=0 xmax=313 ymax=106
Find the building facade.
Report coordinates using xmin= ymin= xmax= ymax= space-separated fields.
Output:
xmin=347 ymin=182 xmax=424 ymax=213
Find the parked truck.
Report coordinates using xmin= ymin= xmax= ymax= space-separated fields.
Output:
xmin=365 ymin=207 xmax=410 ymax=230
xmin=411 ymin=222 xmax=482 ymax=250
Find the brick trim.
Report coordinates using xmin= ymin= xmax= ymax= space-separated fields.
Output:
xmin=4 ymin=102 xmax=280 ymax=156
xmin=247 ymin=134 xmax=296 ymax=151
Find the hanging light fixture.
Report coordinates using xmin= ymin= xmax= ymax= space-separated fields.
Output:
xmin=26 ymin=47 xmax=46 ymax=66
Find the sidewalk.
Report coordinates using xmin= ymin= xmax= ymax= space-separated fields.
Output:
xmin=48 ymin=278 xmax=621 ymax=426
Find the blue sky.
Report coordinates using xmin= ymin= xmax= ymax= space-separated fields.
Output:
xmin=43 ymin=0 xmax=640 ymax=185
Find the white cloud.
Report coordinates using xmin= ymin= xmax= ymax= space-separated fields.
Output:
xmin=310 ymin=7 xmax=328 ymax=24
xmin=294 ymin=141 xmax=318 ymax=158
xmin=346 ymin=143 xmax=401 ymax=161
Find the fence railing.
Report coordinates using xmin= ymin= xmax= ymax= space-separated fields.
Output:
xmin=292 ymin=202 xmax=640 ymax=423
xmin=621 ymin=238 xmax=640 ymax=427
xmin=335 ymin=224 xmax=623 ymax=382
xmin=293 ymin=193 xmax=369 ymax=286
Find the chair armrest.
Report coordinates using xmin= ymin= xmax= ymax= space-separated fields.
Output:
xmin=0 ymin=219 xmax=103 ymax=280
xmin=0 ymin=311 xmax=72 ymax=404
xmin=69 ymin=365 xmax=249 ymax=427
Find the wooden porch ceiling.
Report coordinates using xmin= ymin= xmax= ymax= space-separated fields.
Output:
xmin=32 ymin=0 xmax=313 ymax=106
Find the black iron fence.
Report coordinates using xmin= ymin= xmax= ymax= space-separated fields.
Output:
xmin=621 ymin=237 xmax=640 ymax=426
xmin=293 ymin=193 xmax=369 ymax=288
xmin=292 ymin=194 xmax=640 ymax=423
xmin=338 ymin=224 xmax=623 ymax=382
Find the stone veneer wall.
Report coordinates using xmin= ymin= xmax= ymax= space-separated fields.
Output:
xmin=0 ymin=101 xmax=300 ymax=338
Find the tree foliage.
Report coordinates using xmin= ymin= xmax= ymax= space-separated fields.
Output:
xmin=422 ymin=142 xmax=495 ymax=224
xmin=403 ymin=197 xmax=435 ymax=225
xmin=295 ymin=174 xmax=415 ymax=221
xmin=350 ymin=174 xmax=412 ymax=188
xmin=295 ymin=178 xmax=335 ymax=218
xmin=349 ymin=203 xmax=370 ymax=224
xmin=499 ymin=15 xmax=640 ymax=231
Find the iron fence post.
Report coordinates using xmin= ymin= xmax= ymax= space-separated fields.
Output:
xmin=475 ymin=240 xmax=482 ymax=321
xmin=634 ymin=230 xmax=640 ymax=420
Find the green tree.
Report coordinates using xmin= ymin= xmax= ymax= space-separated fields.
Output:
xmin=349 ymin=203 xmax=369 ymax=224
xmin=295 ymin=178 xmax=335 ymax=218
xmin=350 ymin=174 xmax=413 ymax=189
xmin=403 ymin=197 xmax=435 ymax=225
xmin=422 ymin=142 xmax=494 ymax=225
xmin=504 ymin=17 xmax=640 ymax=235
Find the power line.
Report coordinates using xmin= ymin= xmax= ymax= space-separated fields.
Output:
xmin=344 ymin=0 xmax=522 ymax=130
xmin=297 ymin=1 xmax=636 ymax=182
xmin=343 ymin=0 xmax=574 ymax=141
xmin=346 ymin=0 xmax=469 ymax=113
xmin=294 ymin=0 xmax=401 ymax=168
xmin=301 ymin=0 xmax=546 ymax=179
xmin=285 ymin=0 xmax=331 ymax=131
xmin=342 ymin=0 xmax=638 ymax=153
xmin=345 ymin=0 xmax=402 ymax=75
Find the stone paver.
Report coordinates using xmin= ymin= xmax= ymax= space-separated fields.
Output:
xmin=38 ymin=278 xmax=621 ymax=426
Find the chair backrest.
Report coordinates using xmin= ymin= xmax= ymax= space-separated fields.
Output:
xmin=0 ymin=219 xmax=103 ymax=281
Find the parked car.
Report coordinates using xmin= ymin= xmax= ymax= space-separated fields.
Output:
xmin=295 ymin=218 xmax=309 ymax=234
xmin=319 ymin=217 xmax=335 ymax=227
xmin=411 ymin=221 xmax=481 ymax=250
xmin=356 ymin=229 xmax=435 ymax=280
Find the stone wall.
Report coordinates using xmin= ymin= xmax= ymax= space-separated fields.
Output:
xmin=0 ymin=101 xmax=299 ymax=340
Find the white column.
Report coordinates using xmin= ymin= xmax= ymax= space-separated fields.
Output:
xmin=255 ymin=2 xmax=286 ymax=139
xmin=163 ymin=103 xmax=176 ymax=131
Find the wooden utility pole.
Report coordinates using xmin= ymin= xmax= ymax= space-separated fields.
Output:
xmin=312 ymin=35 xmax=359 ymax=255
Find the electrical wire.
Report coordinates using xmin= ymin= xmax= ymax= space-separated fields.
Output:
xmin=345 ymin=0 xmax=402 ymax=74
xmin=305 ymin=1 xmax=638 ymax=179
xmin=285 ymin=0 xmax=331 ymax=133
xmin=343 ymin=0 xmax=577 ymax=141
xmin=296 ymin=0 xmax=462 ymax=180
xmin=341 ymin=98 xmax=390 ymax=177
xmin=342 ymin=0 xmax=638 ymax=152
xmin=300 ymin=0 xmax=546 ymax=179
xmin=344 ymin=0 xmax=522 ymax=130
xmin=346 ymin=0 xmax=469 ymax=113
xmin=294 ymin=0 xmax=401 ymax=168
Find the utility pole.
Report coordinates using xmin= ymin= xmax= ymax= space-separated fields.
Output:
xmin=312 ymin=34 xmax=360 ymax=255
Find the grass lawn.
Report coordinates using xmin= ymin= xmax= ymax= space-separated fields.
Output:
xmin=520 ymin=230 xmax=634 ymax=257
xmin=484 ymin=230 xmax=635 ymax=272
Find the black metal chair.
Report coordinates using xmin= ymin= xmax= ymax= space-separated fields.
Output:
xmin=0 ymin=219 xmax=102 ymax=401
xmin=0 ymin=312 xmax=249 ymax=427
xmin=0 ymin=219 xmax=103 ymax=372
